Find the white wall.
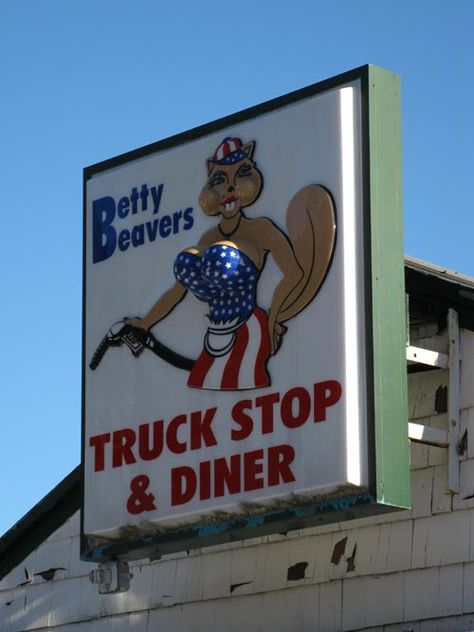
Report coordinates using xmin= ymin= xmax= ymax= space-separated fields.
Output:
xmin=2 ymin=329 xmax=474 ymax=632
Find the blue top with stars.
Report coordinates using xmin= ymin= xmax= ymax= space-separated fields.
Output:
xmin=174 ymin=244 xmax=259 ymax=323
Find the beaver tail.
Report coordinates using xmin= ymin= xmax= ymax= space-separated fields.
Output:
xmin=277 ymin=185 xmax=336 ymax=324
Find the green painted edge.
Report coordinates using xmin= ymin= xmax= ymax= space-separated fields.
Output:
xmin=367 ymin=66 xmax=410 ymax=508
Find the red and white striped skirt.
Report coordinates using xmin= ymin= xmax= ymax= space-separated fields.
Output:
xmin=188 ymin=308 xmax=271 ymax=390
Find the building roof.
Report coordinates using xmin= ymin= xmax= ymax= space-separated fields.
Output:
xmin=0 ymin=466 xmax=80 ymax=580
xmin=405 ymin=256 xmax=474 ymax=330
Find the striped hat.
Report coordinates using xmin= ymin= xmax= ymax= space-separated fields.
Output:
xmin=213 ymin=137 xmax=247 ymax=165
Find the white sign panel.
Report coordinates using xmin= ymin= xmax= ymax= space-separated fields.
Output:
xmin=83 ymin=79 xmax=369 ymax=553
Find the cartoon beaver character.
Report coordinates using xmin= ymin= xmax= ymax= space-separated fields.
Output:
xmin=125 ymin=137 xmax=336 ymax=390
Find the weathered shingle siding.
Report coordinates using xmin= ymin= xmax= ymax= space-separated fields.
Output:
xmin=2 ymin=330 xmax=474 ymax=631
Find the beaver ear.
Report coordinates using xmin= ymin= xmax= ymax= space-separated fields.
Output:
xmin=206 ymin=159 xmax=215 ymax=176
xmin=242 ymin=141 xmax=256 ymax=160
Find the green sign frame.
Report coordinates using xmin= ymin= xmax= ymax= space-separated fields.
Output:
xmin=81 ymin=64 xmax=409 ymax=563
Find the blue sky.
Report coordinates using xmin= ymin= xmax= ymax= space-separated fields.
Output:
xmin=0 ymin=0 xmax=472 ymax=536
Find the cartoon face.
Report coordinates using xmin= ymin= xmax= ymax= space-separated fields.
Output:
xmin=199 ymin=139 xmax=263 ymax=217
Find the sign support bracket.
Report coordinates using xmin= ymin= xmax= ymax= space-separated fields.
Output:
xmin=406 ymin=308 xmax=461 ymax=493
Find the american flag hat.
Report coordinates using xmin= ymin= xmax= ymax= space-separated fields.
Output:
xmin=212 ymin=137 xmax=248 ymax=165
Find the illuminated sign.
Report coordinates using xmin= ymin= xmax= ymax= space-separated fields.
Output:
xmin=82 ymin=65 xmax=409 ymax=562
